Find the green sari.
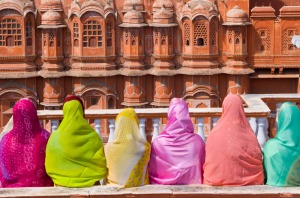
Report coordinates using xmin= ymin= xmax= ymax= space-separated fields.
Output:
xmin=263 ymin=102 xmax=300 ymax=186
xmin=45 ymin=100 xmax=107 ymax=187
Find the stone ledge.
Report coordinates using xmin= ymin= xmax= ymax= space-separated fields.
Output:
xmin=1 ymin=185 xmax=300 ymax=198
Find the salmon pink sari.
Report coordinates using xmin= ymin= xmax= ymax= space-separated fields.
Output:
xmin=0 ymin=98 xmax=53 ymax=187
xmin=203 ymin=95 xmax=264 ymax=186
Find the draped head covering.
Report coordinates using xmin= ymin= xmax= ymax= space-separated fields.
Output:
xmin=64 ymin=94 xmax=85 ymax=116
xmin=203 ymin=94 xmax=264 ymax=186
xmin=263 ymin=102 xmax=300 ymax=186
xmin=148 ymin=98 xmax=205 ymax=184
xmin=105 ymin=108 xmax=151 ymax=187
xmin=45 ymin=99 xmax=107 ymax=187
xmin=0 ymin=98 xmax=53 ymax=187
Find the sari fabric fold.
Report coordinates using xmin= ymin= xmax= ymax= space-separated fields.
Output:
xmin=0 ymin=99 xmax=53 ymax=187
xmin=263 ymin=102 xmax=300 ymax=186
xmin=45 ymin=99 xmax=107 ymax=187
xmin=105 ymin=108 xmax=151 ymax=187
xmin=148 ymin=98 xmax=205 ymax=184
xmin=204 ymin=94 xmax=264 ymax=186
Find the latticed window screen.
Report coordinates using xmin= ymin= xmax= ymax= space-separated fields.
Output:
xmin=73 ymin=22 xmax=79 ymax=47
xmin=0 ymin=19 xmax=22 ymax=46
xmin=125 ymin=28 xmax=129 ymax=45
xmin=161 ymin=28 xmax=167 ymax=45
xmin=194 ymin=21 xmax=207 ymax=46
xmin=83 ymin=20 xmax=102 ymax=47
xmin=43 ymin=30 xmax=47 ymax=46
xmin=154 ymin=28 xmax=159 ymax=45
xmin=106 ymin=21 xmax=112 ymax=47
xmin=228 ymin=29 xmax=233 ymax=44
xmin=210 ymin=21 xmax=217 ymax=46
xmin=283 ymin=28 xmax=299 ymax=51
xmin=130 ymin=29 xmax=138 ymax=45
xmin=234 ymin=28 xmax=241 ymax=44
xmin=184 ymin=23 xmax=190 ymax=46
xmin=49 ymin=30 xmax=55 ymax=47
xmin=25 ymin=20 xmax=32 ymax=46
xmin=255 ymin=28 xmax=271 ymax=52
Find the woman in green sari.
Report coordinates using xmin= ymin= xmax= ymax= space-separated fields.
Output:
xmin=45 ymin=95 xmax=107 ymax=187
xmin=263 ymin=102 xmax=300 ymax=186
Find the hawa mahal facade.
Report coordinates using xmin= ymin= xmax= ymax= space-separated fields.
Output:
xmin=0 ymin=0 xmax=300 ymax=128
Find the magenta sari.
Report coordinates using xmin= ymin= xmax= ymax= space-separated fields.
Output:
xmin=0 ymin=99 xmax=53 ymax=187
xmin=148 ymin=98 xmax=205 ymax=184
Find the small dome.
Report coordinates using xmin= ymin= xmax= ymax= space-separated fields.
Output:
xmin=82 ymin=0 xmax=104 ymax=10
xmin=41 ymin=9 xmax=62 ymax=25
xmin=123 ymin=10 xmax=144 ymax=24
xmin=153 ymin=0 xmax=173 ymax=10
xmin=184 ymin=0 xmax=215 ymax=11
xmin=41 ymin=0 xmax=62 ymax=11
xmin=226 ymin=6 xmax=248 ymax=22
xmin=153 ymin=7 xmax=173 ymax=23
xmin=123 ymin=0 xmax=144 ymax=11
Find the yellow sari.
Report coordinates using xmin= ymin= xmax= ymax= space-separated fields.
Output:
xmin=105 ymin=108 xmax=151 ymax=187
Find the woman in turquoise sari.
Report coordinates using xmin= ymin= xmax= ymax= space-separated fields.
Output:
xmin=263 ymin=102 xmax=300 ymax=186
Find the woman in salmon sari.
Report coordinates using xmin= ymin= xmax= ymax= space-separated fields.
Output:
xmin=264 ymin=102 xmax=300 ymax=186
xmin=45 ymin=95 xmax=107 ymax=187
xmin=0 ymin=98 xmax=53 ymax=187
xmin=148 ymin=98 xmax=205 ymax=184
xmin=204 ymin=94 xmax=264 ymax=186
xmin=105 ymin=108 xmax=151 ymax=187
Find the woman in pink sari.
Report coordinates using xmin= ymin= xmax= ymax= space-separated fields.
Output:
xmin=0 ymin=98 xmax=53 ymax=187
xmin=148 ymin=98 xmax=205 ymax=184
xmin=203 ymin=94 xmax=264 ymax=186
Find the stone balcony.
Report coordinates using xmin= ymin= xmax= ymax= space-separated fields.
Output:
xmin=36 ymin=94 xmax=300 ymax=148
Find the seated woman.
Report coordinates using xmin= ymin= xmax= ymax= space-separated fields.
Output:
xmin=45 ymin=95 xmax=107 ymax=187
xmin=148 ymin=98 xmax=205 ymax=184
xmin=0 ymin=98 xmax=53 ymax=187
xmin=264 ymin=102 xmax=300 ymax=186
xmin=105 ymin=108 xmax=151 ymax=187
xmin=203 ymin=94 xmax=264 ymax=186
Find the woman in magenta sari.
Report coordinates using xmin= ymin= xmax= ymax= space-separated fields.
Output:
xmin=0 ymin=98 xmax=53 ymax=187
xmin=148 ymin=98 xmax=205 ymax=184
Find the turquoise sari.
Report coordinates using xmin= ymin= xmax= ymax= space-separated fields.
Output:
xmin=263 ymin=102 xmax=300 ymax=186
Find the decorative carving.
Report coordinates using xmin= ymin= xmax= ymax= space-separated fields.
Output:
xmin=194 ymin=20 xmax=208 ymax=46
xmin=255 ymin=28 xmax=271 ymax=52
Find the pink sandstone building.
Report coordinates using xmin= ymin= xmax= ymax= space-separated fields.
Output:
xmin=0 ymin=0 xmax=300 ymax=131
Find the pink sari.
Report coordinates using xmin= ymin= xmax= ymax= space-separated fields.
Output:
xmin=203 ymin=95 xmax=264 ymax=186
xmin=148 ymin=98 xmax=205 ymax=184
xmin=0 ymin=99 xmax=53 ymax=187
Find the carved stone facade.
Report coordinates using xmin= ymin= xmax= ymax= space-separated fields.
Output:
xmin=0 ymin=0 xmax=300 ymax=129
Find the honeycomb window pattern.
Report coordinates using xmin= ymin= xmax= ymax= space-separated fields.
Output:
xmin=106 ymin=21 xmax=112 ymax=47
xmin=83 ymin=20 xmax=102 ymax=47
xmin=0 ymin=18 xmax=22 ymax=46
xmin=184 ymin=23 xmax=190 ymax=46
xmin=194 ymin=21 xmax=207 ymax=46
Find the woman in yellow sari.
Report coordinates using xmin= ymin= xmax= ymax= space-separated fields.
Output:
xmin=45 ymin=95 xmax=107 ymax=187
xmin=105 ymin=108 xmax=151 ymax=187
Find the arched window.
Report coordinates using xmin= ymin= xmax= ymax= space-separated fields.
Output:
xmin=235 ymin=38 xmax=240 ymax=44
xmin=0 ymin=18 xmax=22 ymax=46
xmin=194 ymin=21 xmax=207 ymax=46
xmin=196 ymin=38 xmax=204 ymax=46
xmin=184 ymin=23 xmax=190 ymax=46
xmin=6 ymin=36 xmax=14 ymax=46
xmin=161 ymin=39 xmax=166 ymax=45
xmin=108 ymin=98 xmax=114 ymax=109
xmin=83 ymin=20 xmax=102 ymax=47
xmin=106 ymin=21 xmax=112 ymax=47
xmin=26 ymin=20 xmax=32 ymax=46
xmin=73 ymin=22 xmax=79 ymax=47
